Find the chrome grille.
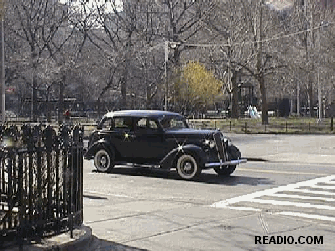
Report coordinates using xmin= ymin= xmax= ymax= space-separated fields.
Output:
xmin=213 ymin=132 xmax=225 ymax=161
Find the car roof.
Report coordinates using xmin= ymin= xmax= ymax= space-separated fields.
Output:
xmin=103 ymin=110 xmax=182 ymax=119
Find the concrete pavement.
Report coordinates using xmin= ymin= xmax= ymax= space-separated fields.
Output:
xmin=84 ymin=203 xmax=334 ymax=251
xmin=226 ymin=133 xmax=335 ymax=165
xmin=81 ymin=134 xmax=335 ymax=250
xmin=7 ymin=133 xmax=335 ymax=250
xmin=89 ymin=133 xmax=335 ymax=251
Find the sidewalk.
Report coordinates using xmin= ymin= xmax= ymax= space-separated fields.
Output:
xmin=226 ymin=133 xmax=335 ymax=165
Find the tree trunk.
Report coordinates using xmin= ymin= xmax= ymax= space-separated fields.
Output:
xmin=32 ymin=74 xmax=37 ymax=122
xmin=146 ymin=85 xmax=151 ymax=109
xmin=31 ymin=52 xmax=38 ymax=122
xmin=308 ymin=82 xmax=314 ymax=117
xmin=256 ymin=1 xmax=268 ymax=124
xmin=46 ymin=88 xmax=51 ymax=123
xmin=120 ymin=76 xmax=127 ymax=110
xmin=97 ymin=98 xmax=101 ymax=118
xmin=259 ymin=74 xmax=268 ymax=124
xmin=231 ymin=71 xmax=239 ymax=118
xmin=58 ymin=76 xmax=65 ymax=124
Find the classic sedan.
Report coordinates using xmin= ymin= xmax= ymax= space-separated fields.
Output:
xmin=84 ymin=110 xmax=246 ymax=180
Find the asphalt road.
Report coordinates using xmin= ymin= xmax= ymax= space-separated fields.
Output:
xmin=82 ymin=159 xmax=335 ymax=251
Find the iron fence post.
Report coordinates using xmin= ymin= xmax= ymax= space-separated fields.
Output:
xmin=331 ymin=117 xmax=333 ymax=131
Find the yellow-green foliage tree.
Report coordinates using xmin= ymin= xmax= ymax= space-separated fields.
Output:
xmin=174 ymin=61 xmax=222 ymax=112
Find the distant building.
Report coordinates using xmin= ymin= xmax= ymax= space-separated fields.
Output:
xmin=59 ymin=0 xmax=122 ymax=13
xmin=319 ymin=0 xmax=335 ymax=8
xmin=266 ymin=0 xmax=335 ymax=10
xmin=265 ymin=0 xmax=294 ymax=11
xmin=58 ymin=0 xmax=123 ymax=28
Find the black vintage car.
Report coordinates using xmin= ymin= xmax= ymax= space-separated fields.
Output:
xmin=84 ymin=110 xmax=246 ymax=180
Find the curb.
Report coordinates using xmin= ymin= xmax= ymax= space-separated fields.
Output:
xmin=49 ymin=225 xmax=93 ymax=251
xmin=6 ymin=225 xmax=92 ymax=251
xmin=244 ymin=157 xmax=268 ymax=162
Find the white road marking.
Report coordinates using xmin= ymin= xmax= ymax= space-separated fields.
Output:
xmin=250 ymin=198 xmax=335 ymax=211
xmin=270 ymin=193 xmax=335 ymax=202
xmin=276 ymin=212 xmax=335 ymax=222
xmin=84 ymin=190 xmax=130 ymax=198
xmin=211 ymin=175 xmax=335 ymax=222
xmin=227 ymin=206 xmax=261 ymax=211
xmin=309 ymin=184 xmax=335 ymax=190
xmin=290 ymin=188 xmax=335 ymax=196
xmin=237 ymin=168 xmax=327 ymax=176
xmin=211 ymin=175 xmax=335 ymax=208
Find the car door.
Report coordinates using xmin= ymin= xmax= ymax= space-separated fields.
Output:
xmin=110 ymin=116 xmax=135 ymax=158
xmin=132 ymin=117 xmax=166 ymax=161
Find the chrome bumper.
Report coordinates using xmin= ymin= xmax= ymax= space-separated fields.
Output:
xmin=205 ymin=158 xmax=247 ymax=168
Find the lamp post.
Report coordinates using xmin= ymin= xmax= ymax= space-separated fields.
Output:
xmin=164 ymin=41 xmax=168 ymax=111
xmin=164 ymin=41 xmax=180 ymax=111
xmin=0 ymin=0 xmax=5 ymax=123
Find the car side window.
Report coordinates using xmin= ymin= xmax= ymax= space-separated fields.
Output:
xmin=148 ymin=120 xmax=158 ymax=130
xmin=100 ymin=118 xmax=113 ymax=130
xmin=135 ymin=118 xmax=159 ymax=132
xmin=114 ymin=117 xmax=133 ymax=131
xmin=136 ymin=118 xmax=147 ymax=130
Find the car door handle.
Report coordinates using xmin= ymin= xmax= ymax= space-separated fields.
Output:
xmin=124 ymin=133 xmax=136 ymax=140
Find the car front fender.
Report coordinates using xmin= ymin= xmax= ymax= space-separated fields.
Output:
xmin=84 ymin=139 xmax=112 ymax=159
xmin=159 ymin=144 xmax=206 ymax=170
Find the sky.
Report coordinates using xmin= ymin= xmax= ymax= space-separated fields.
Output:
xmin=265 ymin=0 xmax=294 ymax=11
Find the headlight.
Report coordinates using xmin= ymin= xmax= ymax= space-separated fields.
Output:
xmin=223 ymin=138 xmax=232 ymax=147
xmin=204 ymin=139 xmax=216 ymax=148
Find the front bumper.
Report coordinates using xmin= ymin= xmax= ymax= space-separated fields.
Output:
xmin=204 ymin=158 xmax=247 ymax=168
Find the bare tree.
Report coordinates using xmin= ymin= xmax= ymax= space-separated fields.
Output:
xmin=7 ymin=0 xmax=75 ymax=121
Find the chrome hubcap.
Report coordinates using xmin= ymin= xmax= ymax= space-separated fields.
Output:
xmin=184 ymin=162 xmax=192 ymax=172
xmin=100 ymin=156 xmax=107 ymax=166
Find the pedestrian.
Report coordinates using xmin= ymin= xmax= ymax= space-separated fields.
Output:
xmin=64 ymin=109 xmax=71 ymax=122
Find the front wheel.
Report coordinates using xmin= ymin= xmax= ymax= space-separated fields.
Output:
xmin=214 ymin=145 xmax=240 ymax=177
xmin=214 ymin=165 xmax=236 ymax=176
xmin=94 ymin=148 xmax=115 ymax=173
xmin=176 ymin=154 xmax=201 ymax=180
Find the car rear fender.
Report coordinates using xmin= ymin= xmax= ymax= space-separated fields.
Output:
xmin=84 ymin=139 xmax=114 ymax=159
xmin=159 ymin=144 xmax=206 ymax=170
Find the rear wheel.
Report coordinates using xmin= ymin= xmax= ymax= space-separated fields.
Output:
xmin=94 ymin=148 xmax=115 ymax=173
xmin=176 ymin=154 xmax=201 ymax=180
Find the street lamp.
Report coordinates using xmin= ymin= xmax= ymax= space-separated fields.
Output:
xmin=164 ymin=41 xmax=168 ymax=111
xmin=164 ymin=41 xmax=180 ymax=111
xmin=0 ymin=0 xmax=5 ymax=123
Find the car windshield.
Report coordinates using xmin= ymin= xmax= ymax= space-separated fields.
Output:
xmin=159 ymin=116 xmax=188 ymax=130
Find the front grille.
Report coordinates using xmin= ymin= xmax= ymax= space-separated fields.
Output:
xmin=213 ymin=132 xmax=225 ymax=161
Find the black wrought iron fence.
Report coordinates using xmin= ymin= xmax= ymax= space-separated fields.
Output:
xmin=187 ymin=118 xmax=335 ymax=134
xmin=0 ymin=124 xmax=84 ymax=248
